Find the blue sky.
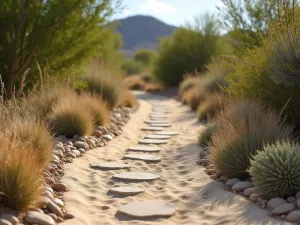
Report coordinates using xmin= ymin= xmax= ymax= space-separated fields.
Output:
xmin=114 ymin=0 xmax=223 ymax=26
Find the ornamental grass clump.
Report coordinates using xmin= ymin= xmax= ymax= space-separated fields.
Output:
xmin=249 ymin=141 xmax=300 ymax=199
xmin=179 ymin=76 xmax=202 ymax=98
xmin=198 ymin=124 xmax=216 ymax=147
xmin=119 ymin=90 xmax=138 ymax=109
xmin=211 ymin=100 xmax=294 ymax=178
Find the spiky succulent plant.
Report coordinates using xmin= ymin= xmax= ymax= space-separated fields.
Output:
xmin=249 ymin=141 xmax=300 ymax=199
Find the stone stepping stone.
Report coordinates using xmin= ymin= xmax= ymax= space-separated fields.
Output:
xmin=142 ymin=127 xmax=164 ymax=131
xmin=124 ymin=154 xmax=161 ymax=162
xmin=119 ymin=200 xmax=175 ymax=218
xmin=110 ymin=186 xmax=144 ymax=195
xmin=152 ymin=109 xmax=169 ymax=113
xmin=155 ymin=131 xmax=179 ymax=136
xmin=150 ymin=114 xmax=168 ymax=117
xmin=139 ymin=139 xmax=167 ymax=145
xmin=113 ymin=172 xmax=160 ymax=181
xmin=145 ymin=120 xmax=170 ymax=124
xmin=150 ymin=123 xmax=171 ymax=128
xmin=127 ymin=145 xmax=160 ymax=152
xmin=89 ymin=162 xmax=130 ymax=170
xmin=145 ymin=135 xmax=171 ymax=140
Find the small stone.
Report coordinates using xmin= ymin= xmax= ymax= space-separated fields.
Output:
xmin=286 ymin=210 xmax=300 ymax=222
xmin=93 ymin=130 xmax=102 ymax=137
xmin=103 ymin=134 xmax=113 ymax=141
xmin=225 ymin=178 xmax=241 ymax=187
xmin=287 ymin=196 xmax=296 ymax=203
xmin=296 ymin=192 xmax=300 ymax=199
xmin=219 ymin=175 xmax=229 ymax=182
xmin=52 ymin=198 xmax=64 ymax=208
xmin=37 ymin=197 xmax=50 ymax=208
xmin=0 ymin=215 xmax=18 ymax=225
xmin=258 ymin=196 xmax=265 ymax=203
xmin=47 ymin=200 xmax=63 ymax=217
xmin=272 ymin=203 xmax=295 ymax=215
xmin=25 ymin=211 xmax=55 ymax=225
xmin=57 ymin=217 xmax=64 ymax=222
xmin=48 ymin=214 xmax=57 ymax=222
xmin=250 ymin=194 xmax=259 ymax=202
xmin=73 ymin=141 xmax=89 ymax=150
xmin=44 ymin=177 xmax=55 ymax=185
xmin=52 ymin=183 xmax=67 ymax=192
xmin=232 ymin=181 xmax=253 ymax=192
xmin=267 ymin=198 xmax=287 ymax=209
xmin=0 ymin=219 xmax=12 ymax=225
xmin=65 ymin=152 xmax=76 ymax=159
xmin=243 ymin=187 xmax=257 ymax=197
xmin=71 ymin=150 xmax=81 ymax=157
xmin=64 ymin=212 xmax=75 ymax=220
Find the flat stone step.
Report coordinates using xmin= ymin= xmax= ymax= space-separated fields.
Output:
xmin=127 ymin=145 xmax=160 ymax=152
xmin=89 ymin=162 xmax=130 ymax=170
xmin=150 ymin=123 xmax=171 ymax=128
xmin=139 ymin=139 xmax=167 ymax=145
xmin=119 ymin=200 xmax=175 ymax=218
xmin=152 ymin=110 xmax=170 ymax=113
xmin=150 ymin=115 xmax=168 ymax=118
xmin=124 ymin=154 xmax=161 ymax=162
xmin=142 ymin=127 xmax=164 ymax=131
xmin=155 ymin=131 xmax=179 ymax=136
xmin=145 ymin=135 xmax=171 ymax=139
xmin=109 ymin=186 xmax=144 ymax=195
xmin=145 ymin=120 xmax=170 ymax=124
xmin=113 ymin=172 xmax=160 ymax=181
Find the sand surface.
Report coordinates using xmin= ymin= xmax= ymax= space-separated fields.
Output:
xmin=61 ymin=91 xmax=291 ymax=225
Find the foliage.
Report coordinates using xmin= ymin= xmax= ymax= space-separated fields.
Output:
xmin=154 ymin=13 xmax=220 ymax=86
xmin=0 ymin=139 xmax=42 ymax=211
xmin=122 ymin=60 xmax=143 ymax=75
xmin=249 ymin=141 xmax=300 ymax=199
xmin=119 ymin=90 xmax=137 ymax=109
xmin=211 ymin=100 xmax=293 ymax=178
xmin=197 ymin=93 xmax=230 ymax=121
xmin=199 ymin=124 xmax=216 ymax=146
xmin=134 ymin=49 xmax=156 ymax=67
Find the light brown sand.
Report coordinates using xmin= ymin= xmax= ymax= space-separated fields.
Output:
xmin=61 ymin=91 xmax=291 ymax=225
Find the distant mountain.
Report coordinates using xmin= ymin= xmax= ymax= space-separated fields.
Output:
xmin=114 ymin=15 xmax=177 ymax=58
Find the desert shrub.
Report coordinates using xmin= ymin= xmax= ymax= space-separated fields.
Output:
xmin=211 ymin=100 xmax=293 ymax=178
xmin=122 ymin=60 xmax=143 ymax=75
xmin=8 ymin=119 xmax=53 ymax=168
xmin=141 ymin=73 xmax=153 ymax=83
xmin=79 ymin=93 xmax=110 ymax=126
xmin=119 ymin=90 xmax=137 ymax=109
xmin=197 ymin=93 xmax=230 ymax=121
xmin=181 ymin=87 xmax=196 ymax=105
xmin=154 ymin=13 xmax=220 ymax=86
xmin=134 ymin=49 xmax=156 ymax=67
xmin=123 ymin=75 xmax=145 ymax=90
xmin=187 ymin=88 xmax=206 ymax=111
xmin=0 ymin=139 xmax=42 ymax=211
xmin=84 ymin=64 xmax=121 ymax=108
xmin=199 ymin=124 xmax=216 ymax=146
xmin=49 ymin=100 xmax=94 ymax=137
xmin=144 ymin=83 xmax=162 ymax=92
xmin=179 ymin=75 xmax=202 ymax=98
xmin=249 ymin=141 xmax=300 ymax=199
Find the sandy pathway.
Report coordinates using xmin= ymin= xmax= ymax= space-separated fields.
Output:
xmin=61 ymin=91 xmax=290 ymax=225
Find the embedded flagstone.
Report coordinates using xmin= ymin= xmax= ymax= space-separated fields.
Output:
xmin=124 ymin=153 xmax=161 ymax=162
xmin=139 ymin=139 xmax=167 ymax=145
xmin=145 ymin=134 xmax=171 ymax=139
xmin=113 ymin=172 xmax=160 ymax=181
xmin=155 ymin=131 xmax=179 ymax=136
xmin=150 ymin=123 xmax=171 ymax=127
xmin=118 ymin=200 xmax=176 ymax=218
xmin=127 ymin=145 xmax=160 ymax=152
xmin=89 ymin=162 xmax=130 ymax=170
xmin=142 ymin=127 xmax=164 ymax=131
xmin=109 ymin=186 xmax=144 ymax=195
xmin=145 ymin=120 xmax=170 ymax=124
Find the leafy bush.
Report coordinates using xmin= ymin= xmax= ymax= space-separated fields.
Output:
xmin=199 ymin=124 xmax=216 ymax=146
xmin=79 ymin=93 xmax=110 ymax=126
xmin=197 ymin=93 xmax=230 ymax=121
xmin=249 ymin=141 xmax=300 ymax=199
xmin=123 ymin=75 xmax=145 ymax=90
xmin=211 ymin=100 xmax=293 ymax=178
xmin=84 ymin=63 xmax=121 ymax=108
xmin=119 ymin=90 xmax=137 ymax=109
xmin=9 ymin=119 xmax=53 ymax=168
xmin=134 ymin=49 xmax=156 ymax=67
xmin=122 ymin=60 xmax=143 ymax=75
xmin=49 ymin=100 xmax=94 ymax=137
xmin=154 ymin=13 xmax=220 ymax=86
xmin=0 ymin=139 xmax=42 ymax=211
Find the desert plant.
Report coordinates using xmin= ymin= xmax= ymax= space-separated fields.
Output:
xmin=144 ymin=83 xmax=162 ymax=92
xmin=119 ymin=90 xmax=137 ymax=109
xmin=249 ymin=141 xmax=300 ymax=199
xmin=199 ymin=124 xmax=216 ymax=146
xmin=134 ymin=49 xmax=156 ymax=67
xmin=211 ymin=100 xmax=294 ymax=178
xmin=79 ymin=93 xmax=110 ymax=126
xmin=122 ymin=60 xmax=143 ymax=75
xmin=179 ymin=75 xmax=202 ymax=98
xmin=123 ymin=75 xmax=145 ymax=90
xmin=0 ymin=138 xmax=42 ymax=211
xmin=48 ymin=100 xmax=94 ymax=137
xmin=197 ymin=93 xmax=230 ymax=121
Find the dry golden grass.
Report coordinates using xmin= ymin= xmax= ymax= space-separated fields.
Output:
xmin=78 ymin=93 xmax=110 ymax=126
xmin=179 ymin=76 xmax=202 ymax=98
xmin=144 ymin=83 xmax=163 ymax=92
xmin=123 ymin=75 xmax=145 ymax=90
xmin=119 ymin=90 xmax=138 ymax=109
xmin=187 ymin=88 xmax=207 ymax=111
xmin=211 ymin=100 xmax=294 ymax=178
xmin=0 ymin=137 xmax=42 ymax=211
xmin=196 ymin=93 xmax=230 ymax=121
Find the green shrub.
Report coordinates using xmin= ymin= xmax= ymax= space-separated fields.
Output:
xmin=249 ymin=141 xmax=300 ymax=199
xmin=154 ymin=13 xmax=220 ymax=86
xmin=49 ymin=100 xmax=94 ymax=137
xmin=0 ymin=140 xmax=42 ymax=211
xmin=199 ymin=124 xmax=216 ymax=146
xmin=211 ymin=100 xmax=293 ymax=178
xmin=122 ymin=60 xmax=143 ymax=75
xmin=134 ymin=49 xmax=156 ymax=67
